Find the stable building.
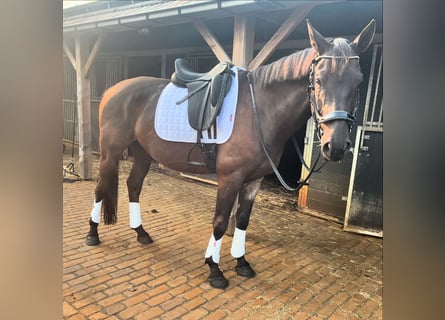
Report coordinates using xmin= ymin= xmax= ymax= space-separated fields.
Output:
xmin=63 ymin=0 xmax=383 ymax=236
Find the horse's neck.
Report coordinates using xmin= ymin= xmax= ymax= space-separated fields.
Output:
xmin=253 ymin=79 xmax=310 ymax=148
xmin=249 ymin=49 xmax=315 ymax=148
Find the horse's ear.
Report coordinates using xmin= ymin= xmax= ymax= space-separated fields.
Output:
xmin=306 ymin=19 xmax=330 ymax=54
xmin=352 ymin=19 xmax=376 ymax=54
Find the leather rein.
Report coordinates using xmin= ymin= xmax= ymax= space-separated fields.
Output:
xmin=246 ymin=55 xmax=359 ymax=192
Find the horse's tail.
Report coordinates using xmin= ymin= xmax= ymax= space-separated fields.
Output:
xmin=95 ymin=162 xmax=118 ymax=225
xmin=95 ymin=86 xmax=121 ymax=225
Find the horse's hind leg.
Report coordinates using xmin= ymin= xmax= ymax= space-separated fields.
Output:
xmin=127 ymin=141 xmax=153 ymax=244
xmin=230 ymin=178 xmax=263 ymax=278
xmin=86 ymin=145 xmax=123 ymax=246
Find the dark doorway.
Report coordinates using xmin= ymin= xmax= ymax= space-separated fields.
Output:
xmin=266 ymin=125 xmax=307 ymax=188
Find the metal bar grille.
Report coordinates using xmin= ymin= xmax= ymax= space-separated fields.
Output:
xmin=362 ymin=44 xmax=383 ymax=130
xmin=105 ymin=56 xmax=123 ymax=90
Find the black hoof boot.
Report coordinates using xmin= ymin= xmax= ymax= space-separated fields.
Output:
xmin=133 ymin=225 xmax=153 ymax=245
xmin=86 ymin=219 xmax=100 ymax=246
xmin=86 ymin=235 xmax=100 ymax=246
xmin=236 ymin=256 xmax=256 ymax=278
xmin=205 ymin=257 xmax=229 ymax=289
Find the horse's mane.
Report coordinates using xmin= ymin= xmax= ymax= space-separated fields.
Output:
xmin=252 ymin=38 xmax=355 ymax=87
xmin=252 ymin=48 xmax=315 ymax=87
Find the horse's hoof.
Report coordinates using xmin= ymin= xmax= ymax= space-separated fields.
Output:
xmin=137 ymin=234 xmax=153 ymax=245
xmin=236 ymin=262 xmax=256 ymax=278
xmin=86 ymin=235 xmax=100 ymax=246
xmin=208 ymin=275 xmax=229 ymax=289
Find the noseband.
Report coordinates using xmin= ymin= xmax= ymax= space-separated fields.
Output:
xmin=307 ymin=55 xmax=360 ymax=139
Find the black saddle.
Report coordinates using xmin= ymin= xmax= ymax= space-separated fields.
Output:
xmin=171 ymin=58 xmax=235 ymax=170
xmin=171 ymin=58 xmax=235 ymax=133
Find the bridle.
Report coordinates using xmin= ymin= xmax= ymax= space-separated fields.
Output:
xmin=245 ymin=55 xmax=362 ymax=192
xmin=307 ymin=55 xmax=361 ymax=140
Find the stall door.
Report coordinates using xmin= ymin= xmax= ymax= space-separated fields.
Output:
xmin=344 ymin=44 xmax=383 ymax=237
xmin=344 ymin=127 xmax=382 ymax=236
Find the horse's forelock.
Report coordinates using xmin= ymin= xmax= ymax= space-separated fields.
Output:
xmin=327 ymin=38 xmax=356 ymax=73
xmin=331 ymin=38 xmax=354 ymax=56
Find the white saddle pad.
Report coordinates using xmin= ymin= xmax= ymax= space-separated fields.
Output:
xmin=154 ymin=67 xmax=240 ymax=144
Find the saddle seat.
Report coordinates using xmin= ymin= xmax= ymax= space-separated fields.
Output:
xmin=172 ymin=58 xmax=232 ymax=85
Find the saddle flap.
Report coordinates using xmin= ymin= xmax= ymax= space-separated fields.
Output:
xmin=187 ymin=71 xmax=233 ymax=132
xmin=210 ymin=72 xmax=233 ymax=107
xmin=187 ymin=81 xmax=211 ymax=130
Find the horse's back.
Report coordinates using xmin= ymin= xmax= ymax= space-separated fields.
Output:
xmin=99 ymin=76 xmax=169 ymax=125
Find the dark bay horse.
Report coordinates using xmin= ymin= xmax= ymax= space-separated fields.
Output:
xmin=86 ymin=20 xmax=376 ymax=289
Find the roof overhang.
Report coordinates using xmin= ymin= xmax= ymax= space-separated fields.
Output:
xmin=63 ymin=0 xmax=335 ymax=34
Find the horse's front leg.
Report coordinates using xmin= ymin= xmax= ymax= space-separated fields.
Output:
xmin=204 ymin=177 xmax=242 ymax=289
xmin=126 ymin=142 xmax=153 ymax=244
xmin=231 ymin=178 xmax=263 ymax=278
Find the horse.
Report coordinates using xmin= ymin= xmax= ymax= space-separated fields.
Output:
xmin=85 ymin=19 xmax=376 ymax=289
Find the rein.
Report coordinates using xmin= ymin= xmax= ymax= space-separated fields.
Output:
xmin=246 ymin=72 xmax=327 ymax=192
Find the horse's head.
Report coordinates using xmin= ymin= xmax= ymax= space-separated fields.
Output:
xmin=306 ymin=19 xmax=376 ymax=161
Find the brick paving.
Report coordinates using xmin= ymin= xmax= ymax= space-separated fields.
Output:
xmin=63 ymin=151 xmax=382 ymax=319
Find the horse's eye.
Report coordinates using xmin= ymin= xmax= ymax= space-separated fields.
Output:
xmin=315 ymin=78 xmax=321 ymax=86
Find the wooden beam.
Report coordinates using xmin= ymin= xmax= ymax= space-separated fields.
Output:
xmin=232 ymin=15 xmax=255 ymax=68
xmin=63 ymin=40 xmax=76 ymax=70
xmin=248 ymin=4 xmax=315 ymax=70
xmin=83 ymin=33 xmax=104 ymax=78
xmin=98 ymin=33 xmax=381 ymax=59
xmin=193 ymin=20 xmax=231 ymax=63
xmin=75 ymin=34 xmax=93 ymax=180
xmin=161 ymin=50 xmax=167 ymax=78
xmin=255 ymin=15 xmax=282 ymax=27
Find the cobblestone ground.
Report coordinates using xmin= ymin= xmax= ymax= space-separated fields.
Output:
xmin=63 ymin=151 xmax=382 ymax=319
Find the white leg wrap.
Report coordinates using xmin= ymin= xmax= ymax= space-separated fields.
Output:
xmin=231 ymin=227 xmax=246 ymax=258
xmin=90 ymin=200 xmax=102 ymax=224
xmin=205 ymin=234 xmax=223 ymax=264
xmin=129 ymin=202 xmax=142 ymax=229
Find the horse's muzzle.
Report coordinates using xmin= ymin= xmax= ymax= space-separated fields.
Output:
xmin=321 ymin=139 xmax=352 ymax=162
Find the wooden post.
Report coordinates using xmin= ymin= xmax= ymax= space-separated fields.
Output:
xmin=65 ymin=33 xmax=104 ymax=180
xmin=298 ymin=119 xmax=316 ymax=207
xmin=75 ymin=34 xmax=93 ymax=180
xmin=232 ymin=15 xmax=255 ymax=68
